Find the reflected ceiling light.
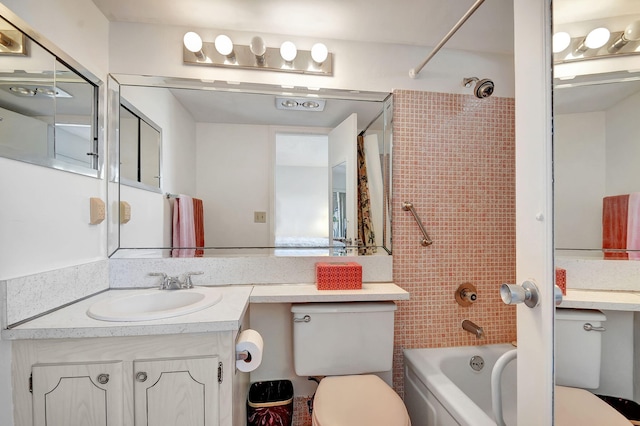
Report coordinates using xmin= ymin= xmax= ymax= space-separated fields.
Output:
xmin=311 ymin=43 xmax=328 ymax=64
xmin=608 ymin=20 xmax=640 ymax=52
xmin=183 ymin=32 xmax=205 ymax=60
xmin=250 ymin=36 xmax=267 ymax=64
xmin=280 ymin=41 xmax=297 ymax=62
xmin=276 ymin=97 xmax=326 ymax=111
xmin=9 ymin=86 xmax=35 ymax=96
xmin=552 ymin=32 xmax=571 ymax=53
xmin=182 ymin=34 xmax=332 ymax=75
xmin=215 ymin=34 xmax=235 ymax=60
xmin=575 ymin=27 xmax=610 ymax=53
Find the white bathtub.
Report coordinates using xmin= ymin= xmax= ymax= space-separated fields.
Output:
xmin=404 ymin=344 xmax=517 ymax=426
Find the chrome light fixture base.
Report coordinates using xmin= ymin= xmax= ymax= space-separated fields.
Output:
xmin=183 ymin=43 xmax=333 ymax=76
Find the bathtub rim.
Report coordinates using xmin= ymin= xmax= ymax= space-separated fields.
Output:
xmin=403 ymin=343 xmax=516 ymax=426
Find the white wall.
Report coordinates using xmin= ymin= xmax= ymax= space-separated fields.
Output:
xmin=606 ymin=90 xmax=640 ymax=195
xmin=554 ymin=112 xmax=606 ymax=250
xmin=196 ymin=123 xmax=271 ymax=247
xmin=118 ymin=86 xmax=197 ymax=248
xmin=555 ymin=90 xmax=640 ymax=251
xmin=0 ymin=2 xmax=109 ymax=424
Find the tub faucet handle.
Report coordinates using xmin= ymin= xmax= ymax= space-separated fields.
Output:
xmin=455 ymin=283 xmax=478 ymax=307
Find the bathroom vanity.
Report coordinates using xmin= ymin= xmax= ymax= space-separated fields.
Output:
xmin=4 ymin=283 xmax=408 ymax=426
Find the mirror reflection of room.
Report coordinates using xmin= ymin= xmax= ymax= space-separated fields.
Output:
xmin=553 ymin=2 xmax=640 ymax=260
xmin=0 ymin=16 xmax=99 ymax=176
xmin=116 ymin=83 xmax=391 ymax=256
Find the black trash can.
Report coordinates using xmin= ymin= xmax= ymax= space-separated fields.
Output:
xmin=247 ymin=380 xmax=294 ymax=426
xmin=597 ymin=395 xmax=640 ymax=422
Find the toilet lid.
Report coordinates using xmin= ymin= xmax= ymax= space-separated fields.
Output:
xmin=555 ymin=386 xmax=629 ymax=426
xmin=312 ymin=375 xmax=410 ymax=426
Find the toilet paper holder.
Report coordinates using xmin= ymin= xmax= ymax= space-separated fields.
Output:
xmin=236 ymin=350 xmax=252 ymax=361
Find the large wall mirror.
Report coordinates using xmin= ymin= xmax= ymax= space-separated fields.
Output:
xmin=0 ymin=15 xmax=101 ymax=177
xmin=553 ymin=0 xmax=640 ymax=259
xmin=109 ymin=76 xmax=392 ymax=258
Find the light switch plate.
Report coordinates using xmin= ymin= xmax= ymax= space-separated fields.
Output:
xmin=89 ymin=197 xmax=105 ymax=225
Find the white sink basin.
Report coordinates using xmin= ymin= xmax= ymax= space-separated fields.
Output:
xmin=87 ymin=287 xmax=223 ymax=322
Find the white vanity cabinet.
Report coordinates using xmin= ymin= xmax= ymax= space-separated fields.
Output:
xmin=32 ymin=361 xmax=123 ymax=426
xmin=133 ymin=357 xmax=220 ymax=426
xmin=13 ymin=332 xmax=244 ymax=426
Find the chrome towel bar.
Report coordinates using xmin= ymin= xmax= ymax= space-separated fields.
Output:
xmin=403 ymin=202 xmax=433 ymax=246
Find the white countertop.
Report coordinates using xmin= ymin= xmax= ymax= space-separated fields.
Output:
xmin=249 ymin=282 xmax=409 ymax=303
xmin=3 ymin=282 xmax=408 ymax=340
xmin=560 ymin=289 xmax=640 ymax=311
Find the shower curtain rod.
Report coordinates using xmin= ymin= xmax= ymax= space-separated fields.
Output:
xmin=409 ymin=0 xmax=486 ymax=78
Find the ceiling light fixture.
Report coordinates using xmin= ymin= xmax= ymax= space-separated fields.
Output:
xmin=608 ymin=20 xmax=640 ymax=52
xmin=182 ymin=33 xmax=332 ymax=75
xmin=276 ymin=97 xmax=326 ymax=111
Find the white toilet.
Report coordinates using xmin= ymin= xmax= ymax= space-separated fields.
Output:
xmin=291 ymin=302 xmax=411 ymax=426
xmin=555 ymin=308 xmax=606 ymax=389
xmin=555 ymin=308 xmax=629 ymax=425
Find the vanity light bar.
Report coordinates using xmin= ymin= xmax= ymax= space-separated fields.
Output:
xmin=553 ymin=29 xmax=640 ymax=64
xmin=183 ymin=36 xmax=333 ymax=76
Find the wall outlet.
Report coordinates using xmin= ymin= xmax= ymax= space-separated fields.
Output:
xmin=254 ymin=211 xmax=267 ymax=223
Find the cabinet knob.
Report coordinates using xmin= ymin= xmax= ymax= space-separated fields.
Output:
xmin=96 ymin=373 xmax=109 ymax=384
xmin=136 ymin=371 xmax=148 ymax=382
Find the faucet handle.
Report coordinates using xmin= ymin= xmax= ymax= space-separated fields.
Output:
xmin=184 ymin=271 xmax=204 ymax=288
xmin=149 ymin=272 xmax=170 ymax=289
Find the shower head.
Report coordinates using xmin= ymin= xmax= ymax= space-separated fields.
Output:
xmin=462 ymin=77 xmax=495 ymax=99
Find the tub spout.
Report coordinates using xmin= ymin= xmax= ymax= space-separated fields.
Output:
xmin=462 ymin=320 xmax=484 ymax=338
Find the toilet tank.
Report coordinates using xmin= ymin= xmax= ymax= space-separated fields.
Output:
xmin=291 ymin=302 xmax=397 ymax=376
xmin=556 ymin=308 xmax=606 ymax=389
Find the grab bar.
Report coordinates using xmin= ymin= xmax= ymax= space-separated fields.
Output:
xmin=491 ymin=349 xmax=517 ymax=426
xmin=402 ymin=202 xmax=433 ymax=246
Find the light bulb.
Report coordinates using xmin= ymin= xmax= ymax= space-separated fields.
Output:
xmin=311 ymin=43 xmax=328 ymax=64
xmin=214 ymin=34 xmax=234 ymax=56
xmin=584 ymin=27 xmax=610 ymax=49
xmin=250 ymin=36 xmax=266 ymax=57
xmin=183 ymin=32 xmax=203 ymax=53
xmin=624 ymin=20 xmax=640 ymax=42
xmin=552 ymin=32 xmax=571 ymax=53
xmin=280 ymin=41 xmax=297 ymax=62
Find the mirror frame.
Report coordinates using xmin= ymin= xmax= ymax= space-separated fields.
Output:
xmin=107 ymin=74 xmax=393 ymax=258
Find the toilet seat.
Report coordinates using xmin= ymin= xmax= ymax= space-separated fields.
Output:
xmin=555 ymin=386 xmax=629 ymax=426
xmin=312 ymin=374 xmax=411 ymax=426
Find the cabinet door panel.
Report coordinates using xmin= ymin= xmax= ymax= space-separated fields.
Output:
xmin=134 ymin=357 xmax=219 ymax=426
xmin=32 ymin=362 xmax=123 ymax=426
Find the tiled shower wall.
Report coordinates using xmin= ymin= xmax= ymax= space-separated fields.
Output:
xmin=291 ymin=89 xmax=517 ymax=425
xmin=391 ymin=90 xmax=517 ymax=396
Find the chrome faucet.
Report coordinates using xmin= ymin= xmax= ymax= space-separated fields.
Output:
xmin=149 ymin=272 xmax=203 ymax=290
xmin=462 ymin=319 xmax=484 ymax=339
